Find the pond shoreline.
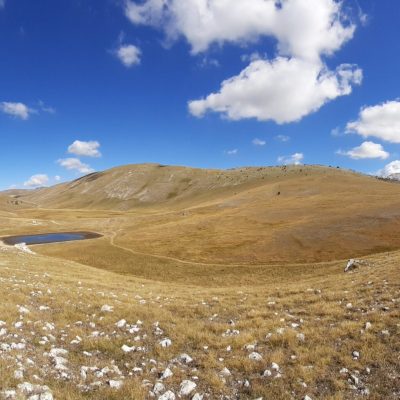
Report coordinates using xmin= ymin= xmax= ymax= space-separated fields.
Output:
xmin=1 ymin=231 xmax=103 ymax=246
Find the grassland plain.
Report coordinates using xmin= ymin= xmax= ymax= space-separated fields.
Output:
xmin=0 ymin=164 xmax=399 ymax=399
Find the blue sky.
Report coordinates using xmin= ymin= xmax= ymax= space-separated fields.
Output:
xmin=1 ymin=0 xmax=400 ymax=189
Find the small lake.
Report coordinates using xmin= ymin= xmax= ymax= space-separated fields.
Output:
xmin=2 ymin=232 xmax=102 ymax=246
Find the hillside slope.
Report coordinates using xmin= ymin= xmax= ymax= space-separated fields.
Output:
xmin=3 ymin=164 xmax=400 ymax=265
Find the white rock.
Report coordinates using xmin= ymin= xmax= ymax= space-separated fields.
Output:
xmin=116 ymin=319 xmax=127 ymax=328
xmin=304 ymin=396 xmax=313 ymax=400
xmin=179 ymin=353 xmax=193 ymax=364
xmin=108 ymin=380 xmax=123 ymax=389
xmin=249 ymin=352 xmax=263 ymax=361
xmin=297 ymin=333 xmax=305 ymax=342
xmin=121 ymin=344 xmax=135 ymax=353
xmin=352 ymin=351 xmax=360 ymax=359
xmin=220 ymin=367 xmax=231 ymax=376
xmin=158 ymin=391 xmax=175 ymax=400
xmin=2 ymin=390 xmax=16 ymax=399
xmin=17 ymin=383 xmax=34 ymax=395
xmin=159 ymin=338 xmax=172 ymax=348
xmin=40 ymin=393 xmax=53 ymax=400
xmin=153 ymin=382 xmax=165 ymax=395
xmin=365 ymin=322 xmax=372 ymax=330
xmin=101 ymin=305 xmax=114 ymax=312
xmin=192 ymin=394 xmax=203 ymax=400
xmin=271 ymin=362 xmax=280 ymax=371
xmin=263 ymin=369 xmax=272 ymax=377
xmin=179 ymin=380 xmax=197 ymax=396
xmin=14 ymin=370 xmax=24 ymax=380
xmin=161 ymin=367 xmax=173 ymax=380
xmin=18 ymin=306 xmax=30 ymax=314
xmin=49 ymin=348 xmax=68 ymax=357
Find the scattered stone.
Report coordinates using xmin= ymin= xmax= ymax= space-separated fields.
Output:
xmin=249 ymin=352 xmax=263 ymax=361
xmin=159 ymin=338 xmax=172 ymax=348
xmin=161 ymin=368 xmax=173 ymax=380
xmin=116 ymin=319 xmax=126 ymax=328
xmin=121 ymin=344 xmax=135 ymax=353
xmin=153 ymin=382 xmax=165 ymax=395
xmin=179 ymin=353 xmax=193 ymax=364
xmin=108 ymin=380 xmax=123 ymax=389
xmin=179 ymin=380 xmax=197 ymax=396
xmin=158 ymin=390 xmax=175 ymax=400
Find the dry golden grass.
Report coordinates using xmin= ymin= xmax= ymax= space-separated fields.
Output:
xmin=0 ymin=243 xmax=398 ymax=399
xmin=5 ymin=164 xmax=400 ymax=265
xmin=0 ymin=165 xmax=399 ymax=399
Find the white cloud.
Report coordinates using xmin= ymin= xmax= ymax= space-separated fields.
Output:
xmin=199 ymin=57 xmax=220 ymax=68
xmin=38 ymin=100 xmax=56 ymax=114
xmin=68 ymin=140 xmax=101 ymax=157
xmin=225 ymin=149 xmax=238 ymax=155
xmin=346 ymin=100 xmax=400 ymax=143
xmin=189 ymin=59 xmax=362 ymax=123
xmin=54 ymin=175 xmax=61 ymax=182
xmin=125 ymin=0 xmax=355 ymax=60
xmin=278 ymin=152 xmax=304 ymax=165
xmin=116 ymin=44 xmax=141 ymax=67
xmin=276 ymin=134 xmax=290 ymax=142
xmin=377 ymin=161 xmax=400 ymax=178
xmin=337 ymin=141 xmax=389 ymax=160
xmin=241 ymin=52 xmax=265 ymax=63
xmin=331 ymin=126 xmax=344 ymax=137
xmin=24 ymin=174 xmax=49 ymax=188
xmin=125 ymin=0 xmax=361 ymax=124
xmin=1 ymin=102 xmax=33 ymax=120
xmin=57 ymin=158 xmax=94 ymax=174
xmin=252 ymin=138 xmax=266 ymax=146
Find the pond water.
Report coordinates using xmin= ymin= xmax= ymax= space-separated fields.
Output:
xmin=2 ymin=232 xmax=102 ymax=245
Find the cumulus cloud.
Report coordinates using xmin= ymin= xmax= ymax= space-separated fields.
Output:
xmin=1 ymin=102 xmax=33 ymax=120
xmin=252 ymin=138 xmax=266 ymax=146
xmin=276 ymin=134 xmax=290 ymax=142
xmin=337 ymin=141 xmax=389 ymax=160
xmin=225 ymin=149 xmax=238 ymax=155
xmin=24 ymin=174 xmax=49 ymax=188
xmin=38 ymin=100 xmax=56 ymax=114
xmin=57 ymin=158 xmax=94 ymax=174
xmin=125 ymin=0 xmax=362 ymax=124
xmin=125 ymin=0 xmax=355 ymax=60
xmin=67 ymin=140 xmax=101 ymax=157
xmin=377 ymin=161 xmax=400 ymax=178
xmin=278 ymin=152 xmax=304 ymax=165
xmin=116 ymin=44 xmax=141 ymax=67
xmin=346 ymin=100 xmax=400 ymax=143
xmin=189 ymin=59 xmax=362 ymax=123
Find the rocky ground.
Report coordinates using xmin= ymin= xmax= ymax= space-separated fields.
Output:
xmin=0 ymin=244 xmax=399 ymax=399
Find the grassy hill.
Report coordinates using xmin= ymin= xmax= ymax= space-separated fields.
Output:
xmin=0 ymin=164 xmax=399 ymax=399
xmin=5 ymin=164 xmax=400 ymax=267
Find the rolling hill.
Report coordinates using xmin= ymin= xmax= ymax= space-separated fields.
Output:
xmin=3 ymin=163 xmax=400 ymax=265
